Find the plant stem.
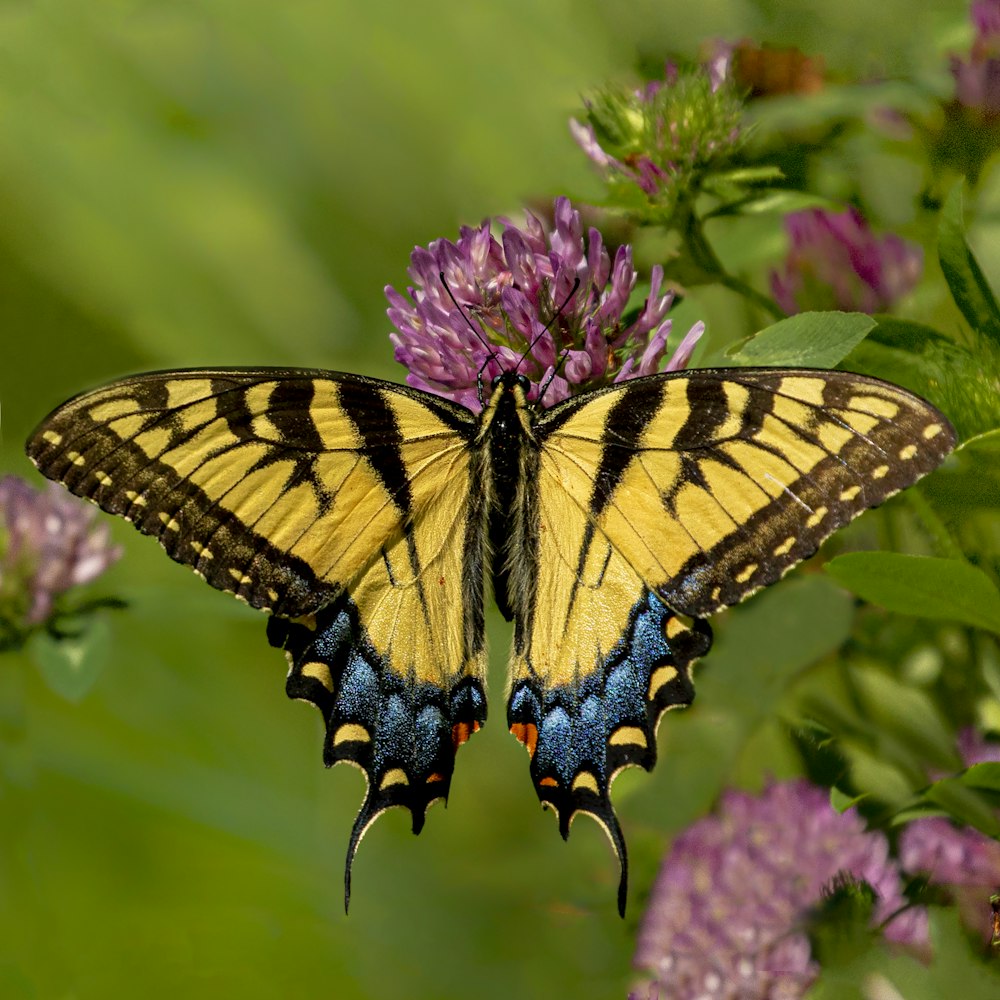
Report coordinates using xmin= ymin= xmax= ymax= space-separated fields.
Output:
xmin=681 ymin=205 xmax=784 ymax=321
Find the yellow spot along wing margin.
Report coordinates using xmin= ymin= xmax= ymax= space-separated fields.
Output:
xmin=537 ymin=367 xmax=956 ymax=620
xmin=506 ymin=366 xmax=954 ymax=915
xmin=27 ymin=368 xmax=490 ymax=909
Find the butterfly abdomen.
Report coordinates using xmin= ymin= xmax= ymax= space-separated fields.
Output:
xmin=481 ymin=373 xmax=539 ymax=623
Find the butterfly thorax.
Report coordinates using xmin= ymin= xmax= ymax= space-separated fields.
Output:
xmin=480 ymin=372 xmax=539 ymax=622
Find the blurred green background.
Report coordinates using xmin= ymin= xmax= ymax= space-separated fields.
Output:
xmin=0 ymin=2 xmax=982 ymax=998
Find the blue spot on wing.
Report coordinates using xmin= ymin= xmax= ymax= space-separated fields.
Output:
xmin=507 ymin=588 xmax=711 ymax=916
xmin=268 ymin=597 xmax=487 ymax=912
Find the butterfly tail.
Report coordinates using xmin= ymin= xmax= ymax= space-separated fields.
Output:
xmin=268 ymin=602 xmax=487 ymax=913
xmin=508 ymin=593 xmax=712 ymax=916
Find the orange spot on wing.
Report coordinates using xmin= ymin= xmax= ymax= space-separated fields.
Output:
xmin=426 ymin=772 xmax=446 ymax=784
xmin=510 ymin=722 xmax=538 ymax=757
xmin=539 ymin=776 xmax=559 ymax=788
xmin=451 ymin=720 xmax=480 ymax=750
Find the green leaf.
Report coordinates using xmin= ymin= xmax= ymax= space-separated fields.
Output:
xmin=729 ymin=312 xmax=876 ymax=368
xmin=826 ymin=553 xmax=1000 ymax=634
xmin=956 ymin=427 xmax=1000 ymax=462
xmin=849 ymin=665 xmax=957 ymax=766
xmin=747 ymin=80 xmax=937 ymax=135
xmin=922 ymin=775 xmax=1000 ymax=837
xmin=851 ymin=316 xmax=979 ymax=392
xmin=830 ymin=786 xmax=868 ymax=813
xmin=866 ymin=316 xmax=957 ymax=351
xmin=27 ymin=615 xmax=111 ymax=702
xmin=939 ymin=184 xmax=1000 ymax=346
xmin=710 ymin=165 xmax=786 ymax=186
xmin=706 ymin=188 xmax=835 ymax=219
xmin=962 ymin=762 xmax=1000 ymax=794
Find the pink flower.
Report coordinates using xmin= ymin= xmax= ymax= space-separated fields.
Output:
xmin=770 ymin=208 xmax=922 ymax=314
xmin=899 ymin=729 xmax=1000 ymax=888
xmin=386 ymin=197 xmax=703 ymax=412
xmin=0 ymin=474 xmax=121 ymax=635
xmin=632 ymin=780 xmax=925 ymax=1000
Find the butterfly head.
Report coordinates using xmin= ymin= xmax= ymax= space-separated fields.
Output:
xmin=490 ymin=371 xmax=531 ymax=396
xmin=386 ymin=197 xmax=704 ymax=414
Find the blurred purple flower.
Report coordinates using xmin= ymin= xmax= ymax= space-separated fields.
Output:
xmin=631 ymin=780 xmax=925 ymax=1000
xmin=386 ymin=197 xmax=704 ymax=412
xmin=950 ymin=0 xmax=1000 ymax=119
xmin=0 ymin=474 xmax=121 ymax=635
xmin=900 ymin=817 xmax=1000 ymax=887
xmin=899 ymin=729 xmax=1000 ymax=888
xmin=770 ymin=207 xmax=923 ymax=315
xmin=974 ymin=0 xmax=1000 ymax=41
xmin=951 ymin=56 xmax=1000 ymax=118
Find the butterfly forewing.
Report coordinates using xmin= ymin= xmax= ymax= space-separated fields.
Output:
xmin=27 ymin=363 xmax=956 ymax=915
xmin=536 ymin=368 xmax=955 ymax=617
xmin=27 ymin=368 xmax=491 ymax=909
xmin=505 ymin=367 xmax=954 ymax=913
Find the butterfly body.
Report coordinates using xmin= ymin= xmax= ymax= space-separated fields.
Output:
xmin=26 ymin=364 xmax=955 ymax=913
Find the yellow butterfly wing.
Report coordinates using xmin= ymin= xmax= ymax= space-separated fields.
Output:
xmin=507 ymin=368 xmax=955 ymax=913
xmin=26 ymin=369 xmax=489 ymax=907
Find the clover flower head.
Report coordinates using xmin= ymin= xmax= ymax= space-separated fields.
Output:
xmin=0 ymin=474 xmax=121 ymax=635
xmin=950 ymin=1 xmax=1000 ymax=119
xmin=770 ymin=207 xmax=923 ymax=315
xmin=386 ymin=197 xmax=704 ymax=412
xmin=631 ymin=780 xmax=925 ymax=1000
xmin=570 ymin=62 xmax=744 ymax=220
xmin=899 ymin=729 xmax=1000 ymax=888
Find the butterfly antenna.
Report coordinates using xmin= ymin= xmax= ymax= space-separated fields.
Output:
xmin=531 ymin=276 xmax=581 ymax=407
xmin=439 ymin=271 xmax=498 ymax=407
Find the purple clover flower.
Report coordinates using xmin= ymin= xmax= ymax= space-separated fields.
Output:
xmin=631 ymin=780 xmax=926 ymax=1000
xmin=899 ymin=729 xmax=1000 ymax=889
xmin=570 ymin=64 xmax=744 ymax=215
xmin=950 ymin=0 xmax=1000 ymax=119
xmin=0 ymin=474 xmax=121 ymax=637
xmin=770 ymin=207 xmax=923 ymax=315
xmin=386 ymin=197 xmax=704 ymax=412
xmin=973 ymin=0 xmax=1000 ymax=43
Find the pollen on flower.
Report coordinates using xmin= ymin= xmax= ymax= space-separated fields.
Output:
xmin=385 ymin=197 xmax=704 ymax=411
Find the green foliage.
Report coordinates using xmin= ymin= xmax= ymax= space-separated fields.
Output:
xmin=826 ymin=554 xmax=1000 ymax=634
xmin=728 ymin=311 xmax=876 ymax=367
xmin=940 ymin=185 xmax=1000 ymax=349
xmin=27 ymin=615 xmax=113 ymax=702
xmin=2 ymin=1 xmax=1000 ymax=998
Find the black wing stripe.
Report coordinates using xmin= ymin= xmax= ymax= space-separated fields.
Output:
xmin=672 ymin=377 xmax=731 ymax=450
xmin=588 ymin=380 xmax=664 ymax=518
xmin=337 ymin=381 xmax=414 ymax=516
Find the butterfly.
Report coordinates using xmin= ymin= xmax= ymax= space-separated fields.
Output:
xmin=26 ymin=363 xmax=955 ymax=914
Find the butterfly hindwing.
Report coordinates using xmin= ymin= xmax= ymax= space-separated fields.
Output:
xmin=27 ymin=368 xmax=490 ymax=908
xmin=27 ymin=363 xmax=956 ymax=914
xmin=507 ymin=367 xmax=955 ymax=910
xmin=268 ymin=601 xmax=487 ymax=907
